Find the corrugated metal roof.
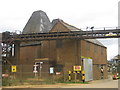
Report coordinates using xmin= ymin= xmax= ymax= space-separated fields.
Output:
xmin=54 ymin=19 xmax=105 ymax=47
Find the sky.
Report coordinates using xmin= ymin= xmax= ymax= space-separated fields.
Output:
xmin=0 ymin=0 xmax=119 ymax=60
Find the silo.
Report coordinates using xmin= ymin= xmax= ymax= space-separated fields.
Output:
xmin=22 ymin=10 xmax=52 ymax=34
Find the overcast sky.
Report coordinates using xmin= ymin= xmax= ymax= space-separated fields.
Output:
xmin=0 ymin=0 xmax=119 ymax=60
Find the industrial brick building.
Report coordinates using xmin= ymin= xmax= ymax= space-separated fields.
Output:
xmin=19 ymin=19 xmax=108 ymax=81
xmin=1 ymin=10 xmax=107 ymax=81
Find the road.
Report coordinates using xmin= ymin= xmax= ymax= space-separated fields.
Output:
xmin=3 ymin=77 xmax=119 ymax=88
xmin=62 ymin=78 xmax=118 ymax=88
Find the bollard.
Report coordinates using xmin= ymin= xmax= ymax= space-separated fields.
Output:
xmin=68 ymin=71 xmax=72 ymax=81
xmin=82 ymin=70 xmax=85 ymax=83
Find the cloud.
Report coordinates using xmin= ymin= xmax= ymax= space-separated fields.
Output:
xmin=98 ymin=39 xmax=118 ymax=45
xmin=98 ymin=39 xmax=118 ymax=60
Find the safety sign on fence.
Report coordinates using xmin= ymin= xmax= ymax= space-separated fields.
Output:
xmin=73 ymin=65 xmax=81 ymax=71
xmin=33 ymin=64 xmax=38 ymax=73
xmin=11 ymin=65 xmax=17 ymax=72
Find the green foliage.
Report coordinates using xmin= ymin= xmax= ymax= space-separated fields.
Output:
xmin=2 ymin=77 xmax=23 ymax=86
xmin=43 ymin=78 xmax=56 ymax=84
xmin=43 ymin=75 xmax=65 ymax=84
xmin=2 ymin=75 xmax=88 ymax=86
xmin=2 ymin=78 xmax=11 ymax=86
xmin=54 ymin=76 xmax=64 ymax=83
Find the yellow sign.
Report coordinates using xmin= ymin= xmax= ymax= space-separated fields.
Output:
xmin=11 ymin=66 xmax=17 ymax=72
xmin=73 ymin=66 xmax=81 ymax=71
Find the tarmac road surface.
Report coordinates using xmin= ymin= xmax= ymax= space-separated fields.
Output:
xmin=62 ymin=78 xmax=118 ymax=88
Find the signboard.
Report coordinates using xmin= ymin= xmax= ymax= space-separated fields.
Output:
xmin=33 ymin=65 xmax=38 ymax=73
xmin=50 ymin=67 xmax=54 ymax=74
xmin=73 ymin=66 xmax=81 ymax=71
xmin=11 ymin=65 xmax=16 ymax=72
xmin=56 ymin=72 xmax=61 ymax=75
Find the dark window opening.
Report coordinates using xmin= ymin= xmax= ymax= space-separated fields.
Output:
xmin=56 ymin=40 xmax=62 ymax=48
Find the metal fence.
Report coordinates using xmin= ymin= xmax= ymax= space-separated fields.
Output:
xmin=2 ymin=65 xmax=86 ymax=86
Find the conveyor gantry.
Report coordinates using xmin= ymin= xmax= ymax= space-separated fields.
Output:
xmin=2 ymin=28 xmax=120 ymax=43
xmin=1 ymin=28 xmax=120 ymax=66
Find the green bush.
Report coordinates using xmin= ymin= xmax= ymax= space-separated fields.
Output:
xmin=2 ymin=78 xmax=12 ymax=86
xmin=2 ymin=77 xmax=23 ymax=86
xmin=55 ymin=76 xmax=64 ymax=83
xmin=43 ymin=77 xmax=56 ymax=84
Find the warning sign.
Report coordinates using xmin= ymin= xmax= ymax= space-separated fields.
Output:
xmin=11 ymin=65 xmax=17 ymax=72
xmin=73 ymin=66 xmax=81 ymax=71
